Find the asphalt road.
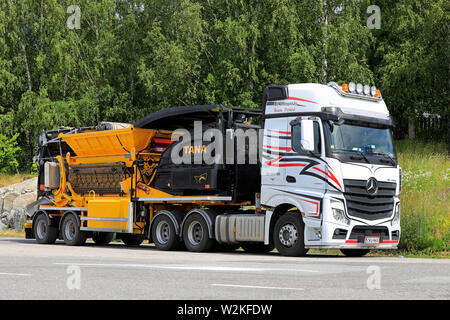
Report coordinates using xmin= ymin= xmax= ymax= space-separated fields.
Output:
xmin=0 ymin=237 xmax=448 ymax=300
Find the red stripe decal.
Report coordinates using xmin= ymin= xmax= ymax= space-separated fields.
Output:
xmin=313 ymin=167 xmax=342 ymax=189
xmin=298 ymin=198 xmax=319 ymax=215
xmin=265 ymin=156 xmax=282 ymax=167
xmin=264 ymin=145 xmax=292 ymax=152
xmin=267 ymin=129 xmax=291 ymax=135
xmin=287 ymin=97 xmax=319 ymax=104
xmin=264 ymin=156 xmax=306 ymax=167
xmin=277 ymin=163 xmax=306 ymax=167
xmin=345 ymin=240 xmax=399 ymax=244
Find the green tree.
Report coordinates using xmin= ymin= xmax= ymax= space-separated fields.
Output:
xmin=0 ymin=133 xmax=20 ymax=173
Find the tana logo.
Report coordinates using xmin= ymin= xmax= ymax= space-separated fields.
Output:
xmin=194 ymin=173 xmax=208 ymax=183
xmin=183 ymin=145 xmax=207 ymax=154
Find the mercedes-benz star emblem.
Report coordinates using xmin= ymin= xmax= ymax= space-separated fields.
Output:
xmin=366 ymin=177 xmax=378 ymax=195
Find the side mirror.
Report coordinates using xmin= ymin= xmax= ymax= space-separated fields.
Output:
xmin=300 ymin=119 xmax=315 ymax=152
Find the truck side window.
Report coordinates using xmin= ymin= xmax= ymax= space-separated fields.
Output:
xmin=291 ymin=121 xmax=321 ymax=154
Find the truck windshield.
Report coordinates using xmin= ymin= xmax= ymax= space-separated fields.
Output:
xmin=326 ymin=121 xmax=396 ymax=159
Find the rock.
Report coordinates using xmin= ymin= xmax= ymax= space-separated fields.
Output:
xmin=0 ymin=220 xmax=6 ymax=231
xmin=0 ymin=178 xmax=37 ymax=231
xmin=2 ymin=192 xmax=19 ymax=213
xmin=11 ymin=208 xmax=26 ymax=230
xmin=13 ymin=192 xmax=36 ymax=209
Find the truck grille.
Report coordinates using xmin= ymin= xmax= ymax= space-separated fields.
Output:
xmin=343 ymin=179 xmax=396 ymax=221
xmin=349 ymin=226 xmax=390 ymax=242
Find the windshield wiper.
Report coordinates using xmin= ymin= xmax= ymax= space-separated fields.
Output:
xmin=368 ymin=152 xmax=397 ymax=165
xmin=334 ymin=149 xmax=370 ymax=163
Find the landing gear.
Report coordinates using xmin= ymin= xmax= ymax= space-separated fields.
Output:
xmin=121 ymin=234 xmax=144 ymax=246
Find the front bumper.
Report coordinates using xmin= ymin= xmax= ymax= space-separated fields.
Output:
xmin=305 ymin=219 xmax=400 ymax=249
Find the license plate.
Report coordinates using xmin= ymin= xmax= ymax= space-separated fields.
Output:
xmin=364 ymin=236 xmax=380 ymax=245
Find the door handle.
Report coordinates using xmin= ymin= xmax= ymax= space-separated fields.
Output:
xmin=286 ymin=176 xmax=296 ymax=183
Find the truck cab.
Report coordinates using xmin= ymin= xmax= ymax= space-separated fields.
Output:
xmin=261 ymin=82 xmax=401 ymax=255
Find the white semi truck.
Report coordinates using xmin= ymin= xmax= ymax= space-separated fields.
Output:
xmin=259 ymin=82 xmax=401 ymax=256
xmin=27 ymin=81 xmax=401 ymax=257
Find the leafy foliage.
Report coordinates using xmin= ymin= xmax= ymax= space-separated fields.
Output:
xmin=0 ymin=0 xmax=448 ymax=169
xmin=0 ymin=133 xmax=20 ymax=173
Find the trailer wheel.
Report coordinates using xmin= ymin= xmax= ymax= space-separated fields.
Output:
xmin=340 ymin=249 xmax=370 ymax=257
xmin=241 ymin=243 xmax=274 ymax=254
xmin=151 ymin=215 xmax=180 ymax=251
xmin=273 ymin=212 xmax=308 ymax=257
xmin=121 ymin=234 xmax=144 ymax=246
xmin=61 ymin=214 xmax=87 ymax=246
xmin=182 ymin=213 xmax=215 ymax=252
xmin=92 ymin=232 xmax=114 ymax=245
xmin=33 ymin=214 xmax=58 ymax=244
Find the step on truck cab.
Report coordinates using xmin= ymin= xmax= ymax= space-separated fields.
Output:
xmin=25 ymin=82 xmax=401 ymax=257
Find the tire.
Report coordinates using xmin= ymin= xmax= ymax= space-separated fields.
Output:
xmin=61 ymin=214 xmax=87 ymax=246
xmin=121 ymin=234 xmax=144 ymax=246
xmin=273 ymin=211 xmax=309 ymax=257
xmin=92 ymin=232 xmax=114 ymax=245
xmin=182 ymin=213 xmax=215 ymax=252
xmin=151 ymin=215 xmax=180 ymax=251
xmin=340 ymin=249 xmax=370 ymax=257
xmin=241 ymin=243 xmax=274 ymax=254
xmin=33 ymin=214 xmax=58 ymax=244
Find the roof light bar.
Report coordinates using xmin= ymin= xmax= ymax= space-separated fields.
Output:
xmin=328 ymin=82 xmax=382 ymax=101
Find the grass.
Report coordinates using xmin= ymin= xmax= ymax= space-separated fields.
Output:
xmin=0 ymin=173 xmax=37 ymax=188
xmin=395 ymin=140 xmax=449 ymax=253
xmin=0 ymin=228 xmax=25 ymax=238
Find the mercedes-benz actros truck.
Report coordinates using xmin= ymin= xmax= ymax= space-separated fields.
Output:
xmin=25 ymin=81 xmax=401 ymax=257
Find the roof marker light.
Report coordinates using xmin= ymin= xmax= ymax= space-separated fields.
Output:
xmin=375 ymin=89 xmax=381 ymax=98
xmin=342 ymin=83 xmax=349 ymax=92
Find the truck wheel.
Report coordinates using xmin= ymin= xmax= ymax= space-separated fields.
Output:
xmin=151 ymin=215 xmax=180 ymax=251
xmin=340 ymin=249 xmax=370 ymax=257
xmin=241 ymin=243 xmax=274 ymax=254
xmin=273 ymin=212 xmax=308 ymax=257
xmin=33 ymin=214 xmax=58 ymax=244
xmin=92 ymin=232 xmax=114 ymax=245
xmin=121 ymin=234 xmax=144 ymax=246
xmin=61 ymin=214 xmax=87 ymax=246
xmin=182 ymin=213 xmax=215 ymax=252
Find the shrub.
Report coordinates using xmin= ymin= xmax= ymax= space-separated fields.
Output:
xmin=0 ymin=133 xmax=20 ymax=173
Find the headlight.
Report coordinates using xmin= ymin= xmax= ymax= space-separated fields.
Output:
xmin=332 ymin=208 xmax=350 ymax=225
xmin=391 ymin=203 xmax=400 ymax=226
